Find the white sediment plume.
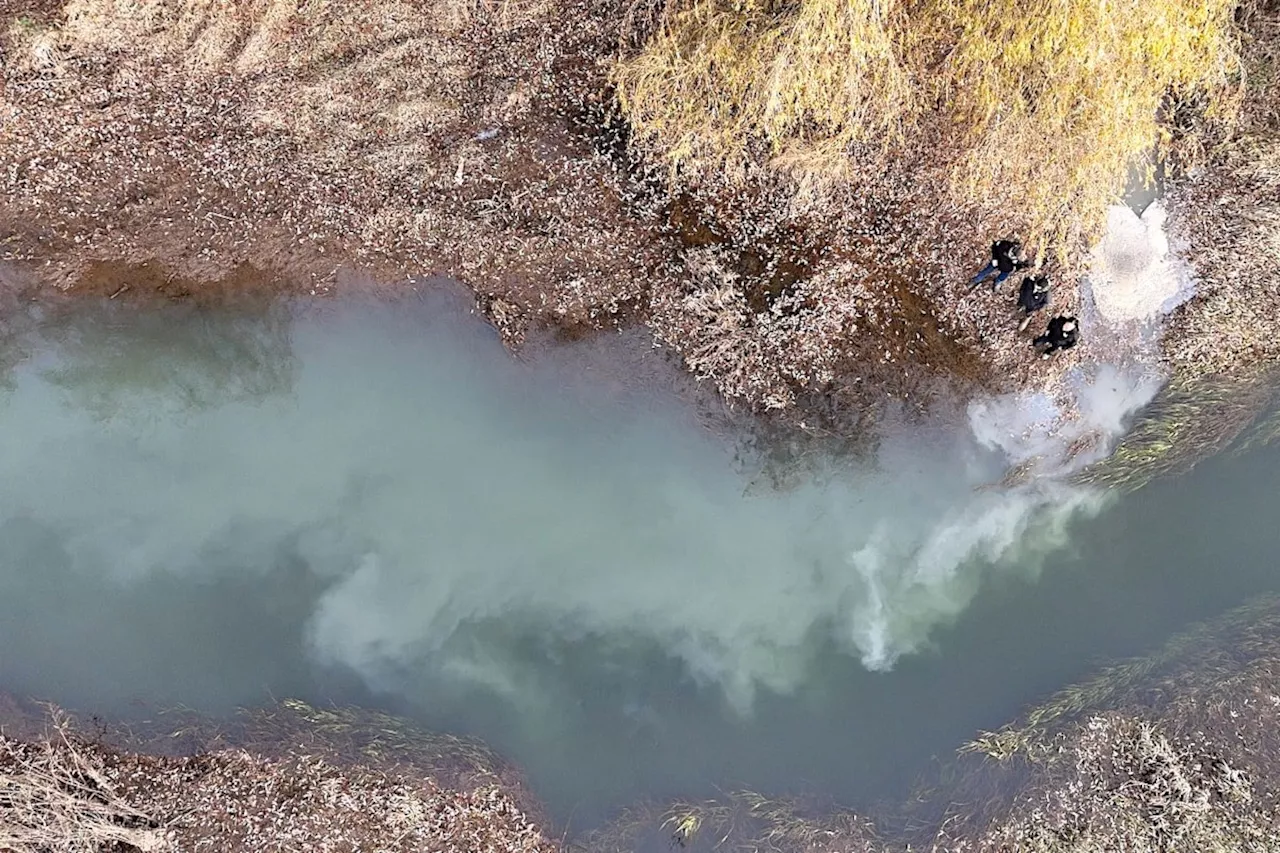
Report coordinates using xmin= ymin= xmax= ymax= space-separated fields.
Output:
xmin=1086 ymin=201 xmax=1196 ymax=327
xmin=0 ymin=194 xmax=1196 ymax=711
xmin=0 ymin=284 xmax=1169 ymax=715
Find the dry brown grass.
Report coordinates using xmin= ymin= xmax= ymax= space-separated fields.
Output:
xmin=1 ymin=0 xmax=673 ymax=337
xmin=924 ymin=595 xmax=1280 ymax=852
xmin=0 ymin=702 xmax=557 ymax=853
xmin=613 ymin=0 xmax=913 ymax=179
xmin=1164 ymin=144 xmax=1280 ymax=378
xmin=1159 ymin=0 xmax=1280 ymax=380
xmin=938 ymin=714 xmax=1265 ymax=853
xmin=2 ymin=0 xmax=1276 ymax=453
xmin=615 ymin=0 xmax=1243 ymax=258
xmin=0 ymin=713 xmax=166 ymax=853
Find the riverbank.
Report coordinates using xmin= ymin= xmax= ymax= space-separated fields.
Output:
xmin=4 ymin=0 xmax=1275 ymax=438
xmin=7 ymin=594 xmax=1280 ymax=852
xmin=583 ymin=594 xmax=1280 ymax=852
xmin=0 ymin=696 xmax=556 ymax=852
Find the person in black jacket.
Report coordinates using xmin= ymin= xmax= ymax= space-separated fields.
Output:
xmin=1016 ymin=274 xmax=1050 ymax=330
xmin=969 ymin=239 xmax=1031 ymax=290
xmin=1033 ymin=315 xmax=1079 ymax=357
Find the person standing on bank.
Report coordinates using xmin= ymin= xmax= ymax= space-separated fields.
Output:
xmin=1016 ymin=274 xmax=1051 ymax=330
xmin=969 ymin=239 xmax=1032 ymax=291
xmin=1033 ymin=315 xmax=1079 ymax=357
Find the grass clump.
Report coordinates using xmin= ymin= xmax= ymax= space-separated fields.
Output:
xmin=0 ymin=712 xmax=165 ymax=853
xmin=614 ymin=0 xmax=1243 ymax=256
xmin=614 ymin=0 xmax=913 ymax=179
xmin=937 ymin=0 xmax=1241 ymax=253
xmin=581 ymin=789 xmax=881 ymax=853
xmin=1074 ymin=368 xmax=1280 ymax=492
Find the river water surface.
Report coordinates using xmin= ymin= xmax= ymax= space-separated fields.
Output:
xmin=1 ymin=288 xmax=1278 ymax=831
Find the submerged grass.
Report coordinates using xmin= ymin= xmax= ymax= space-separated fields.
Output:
xmin=959 ymin=594 xmax=1280 ymax=763
xmin=580 ymin=788 xmax=880 ymax=853
xmin=925 ymin=594 xmax=1280 ymax=851
xmin=237 ymin=699 xmax=507 ymax=785
xmin=614 ymin=0 xmax=1243 ymax=256
xmin=585 ymin=589 xmax=1280 ymax=853
xmin=1074 ymin=368 xmax=1280 ymax=492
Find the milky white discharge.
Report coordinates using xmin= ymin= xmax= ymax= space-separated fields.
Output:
xmin=0 ymin=208 xmax=1187 ymax=713
xmin=1087 ymin=201 xmax=1196 ymax=326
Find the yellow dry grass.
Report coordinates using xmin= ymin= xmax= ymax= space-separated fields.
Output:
xmin=614 ymin=0 xmax=1243 ymax=258
xmin=614 ymin=0 xmax=913 ymax=180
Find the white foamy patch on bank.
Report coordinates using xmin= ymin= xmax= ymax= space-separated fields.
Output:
xmin=835 ymin=199 xmax=1190 ymax=672
xmin=1087 ymin=201 xmax=1196 ymax=326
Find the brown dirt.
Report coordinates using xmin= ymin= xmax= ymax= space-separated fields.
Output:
xmin=68 ymin=259 xmax=295 ymax=305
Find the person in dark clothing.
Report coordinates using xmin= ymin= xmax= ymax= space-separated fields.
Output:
xmin=969 ymin=239 xmax=1031 ymax=290
xmin=1033 ymin=315 xmax=1079 ymax=357
xmin=1016 ymin=274 xmax=1050 ymax=330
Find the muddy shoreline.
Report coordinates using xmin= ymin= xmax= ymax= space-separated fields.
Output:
xmin=0 ymin=0 xmax=1053 ymax=431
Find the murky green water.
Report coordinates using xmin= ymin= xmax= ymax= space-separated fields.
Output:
xmin=1 ymin=289 xmax=1278 ymax=830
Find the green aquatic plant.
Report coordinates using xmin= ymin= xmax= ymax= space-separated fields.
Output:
xmin=1228 ymin=397 xmax=1280 ymax=456
xmin=581 ymin=789 xmax=880 ymax=852
xmin=130 ymin=697 xmax=512 ymax=788
xmin=1075 ymin=369 xmax=1280 ymax=493
xmin=238 ymin=699 xmax=505 ymax=781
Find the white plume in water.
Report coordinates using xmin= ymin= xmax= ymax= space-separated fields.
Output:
xmin=0 ymin=207 xmax=1183 ymax=715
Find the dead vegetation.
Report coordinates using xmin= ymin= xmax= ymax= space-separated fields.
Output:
xmin=0 ymin=713 xmax=165 ymax=853
xmin=1049 ymin=0 xmax=1280 ymax=492
xmin=0 ymin=0 xmax=1074 ymax=429
xmin=0 ymin=0 xmax=1277 ymax=448
xmin=0 ymin=700 xmax=555 ymax=853
xmin=614 ymin=0 xmax=1242 ymax=258
xmin=0 ymin=0 xmax=677 ymax=337
xmin=1162 ymin=0 xmax=1280 ymax=381
xmin=917 ymin=595 xmax=1280 ymax=852
xmin=934 ymin=713 xmax=1267 ymax=852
